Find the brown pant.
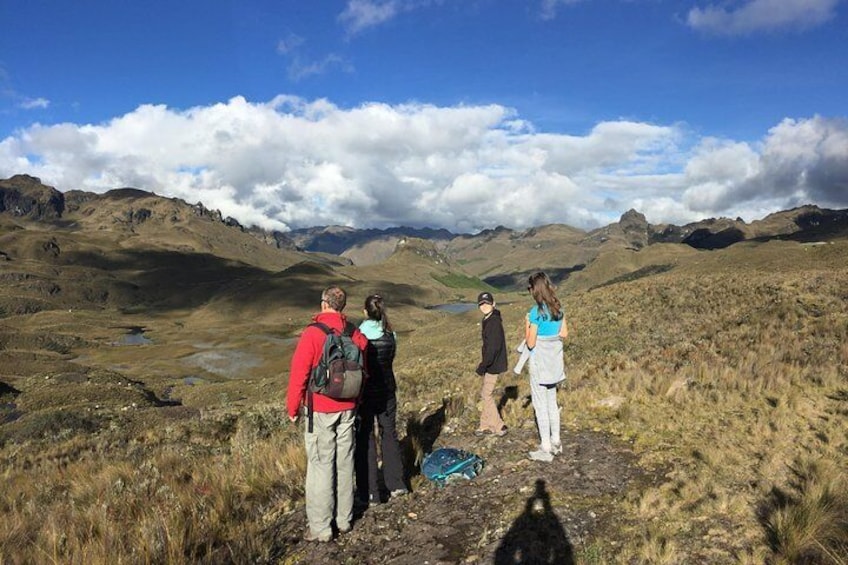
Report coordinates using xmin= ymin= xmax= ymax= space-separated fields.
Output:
xmin=479 ymin=372 xmax=506 ymax=432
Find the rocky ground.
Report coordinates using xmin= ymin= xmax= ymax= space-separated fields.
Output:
xmin=267 ymin=420 xmax=647 ymax=564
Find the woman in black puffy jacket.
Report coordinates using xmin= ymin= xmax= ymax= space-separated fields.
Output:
xmin=355 ymin=294 xmax=408 ymax=506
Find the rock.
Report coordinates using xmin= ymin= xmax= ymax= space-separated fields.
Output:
xmin=594 ymin=395 xmax=626 ymax=410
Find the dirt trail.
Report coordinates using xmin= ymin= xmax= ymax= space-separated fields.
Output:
xmin=268 ymin=422 xmax=645 ymax=564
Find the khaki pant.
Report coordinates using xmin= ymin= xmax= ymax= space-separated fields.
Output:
xmin=479 ymin=372 xmax=506 ymax=432
xmin=304 ymin=409 xmax=355 ymax=538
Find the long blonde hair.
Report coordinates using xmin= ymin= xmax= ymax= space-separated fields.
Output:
xmin=528 ymin=272 xmax=562 ymax=321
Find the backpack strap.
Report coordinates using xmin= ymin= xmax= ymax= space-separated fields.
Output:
xmin=305 ymin=321 xmax=342 ymax=433
xmin=309 ymin=321 xmax=335 ymax=335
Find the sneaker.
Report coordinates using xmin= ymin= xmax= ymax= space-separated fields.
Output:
xmin=390 ymin=488 xmax=409 ymax=498
xmin=551 ymin=442 xmax=562 ymax=455
xmin=528 ymin=449 xmax=554 ymax=463
xmin=474 ymin=429 xmax=490 ymax=437
xmin=337 ymin=523 xmax=352 ymax=535
xmin=494 ymin=426 xmax=508 ymax=437
xmin=304 ymin=529 xmax=332 ymax=543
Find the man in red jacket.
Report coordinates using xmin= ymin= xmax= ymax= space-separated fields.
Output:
xmin=287 ymin=285 xmax=368 ymax=542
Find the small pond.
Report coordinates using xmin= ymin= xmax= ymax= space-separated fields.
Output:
xmin=183 ymin=376 xmax=208 ymax=386
xmin=181 ymin=350 xmax=263 ymax=378
xmin=115 ymin=326 xmax=153 ymax=346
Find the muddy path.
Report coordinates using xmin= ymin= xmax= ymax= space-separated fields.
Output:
xmin=266 ymin=419 xmax=647 ymax=564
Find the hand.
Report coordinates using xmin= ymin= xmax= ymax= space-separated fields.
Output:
xmin=289 ymin=414 xmax=299 ymax=423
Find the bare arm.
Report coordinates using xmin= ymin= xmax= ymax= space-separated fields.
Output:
xmin=559 ymin=317 xmax=569 ymax=339
xmin=525 ymin=314 xmax=539 ymax=349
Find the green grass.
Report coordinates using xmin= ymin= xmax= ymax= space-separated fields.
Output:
xmin=430 ymin=272 xmax=493 ymax=290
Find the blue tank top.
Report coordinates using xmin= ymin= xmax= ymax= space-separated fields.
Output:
xmin=528 ymin=304 xmax=562 ymax=337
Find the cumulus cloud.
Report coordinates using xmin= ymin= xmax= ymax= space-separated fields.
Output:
xmin=687 ymin=0 xmax=841 ymax=35
xmin=0 ymin=96 xmax=845 ymax=232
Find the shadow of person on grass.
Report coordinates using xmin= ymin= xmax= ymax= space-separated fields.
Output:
xmin=400 ymin=399 xmax=447 ymax=480
xmin=497 ymin=385 xmax=519 ymax=413
xmin=494 ymin=479 xmax=574 ymax=565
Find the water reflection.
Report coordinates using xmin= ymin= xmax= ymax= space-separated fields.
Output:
xmin=115 ymin=326 xmax=152 ymax=346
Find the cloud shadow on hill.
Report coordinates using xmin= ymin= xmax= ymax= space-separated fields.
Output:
xmin=484 ymin=265 xmax=585 ymax=291
xmin=50 ymin=249 xmax=423 ymax=314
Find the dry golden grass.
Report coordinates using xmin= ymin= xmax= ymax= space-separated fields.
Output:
xmin=1 ymin=238 xmax=847 ymax=563
xmin=0 ymin=404 xmax=305 ymax=564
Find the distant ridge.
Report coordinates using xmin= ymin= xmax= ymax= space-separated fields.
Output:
xmin=289 ymin=225 xmax=459 ymax=256
xmin=3 ymin=175 xmax=847 ymax=293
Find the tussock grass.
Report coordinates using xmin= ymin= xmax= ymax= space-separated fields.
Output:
xmin=2 ymin=242 xmax=847 ymax=562
xmin=556 ymin=265 xmax=848 ymax=562
xmin=0 ymin=406 xmax=304 ymax=564
xmin=760 ymin=458 xmax=848 ymax=564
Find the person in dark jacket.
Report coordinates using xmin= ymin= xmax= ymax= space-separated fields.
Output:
xmin=355 ymin=294 xmax=408 ymax=506
xmin=474 ymin=291 xmax=508 ymax=436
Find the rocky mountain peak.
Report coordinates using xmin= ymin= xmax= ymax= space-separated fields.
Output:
xmin=0 ymin=175 xmax=65 ymax=220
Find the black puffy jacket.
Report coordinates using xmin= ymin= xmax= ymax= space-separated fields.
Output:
xmin=363 ymin=332 xmax=397 ymax=399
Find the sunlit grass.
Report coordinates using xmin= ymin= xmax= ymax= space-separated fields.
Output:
xmin=1 ymin=249 xmax=846 ymax=562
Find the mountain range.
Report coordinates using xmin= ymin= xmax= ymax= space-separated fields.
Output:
xmin=3 ymin=174 xmax=848 ymax=295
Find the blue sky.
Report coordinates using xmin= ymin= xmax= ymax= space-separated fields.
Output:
xmin=1 ymin=0 xmax=846 ymax=232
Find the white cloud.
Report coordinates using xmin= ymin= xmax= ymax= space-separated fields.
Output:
xmin=338 ymin=0 xmax=441 ymax=35
xmin=687 ymin=0 xmax=840 ymax=35
xmin=0 ymin=97 xmax=845 ymax=232
xmin=339 ymin=0 xmax=402 ymax=35
xmin=275 ymin=33 xmax=351 ymax=82
xmin=540 ymin=0 xmax=585 ymax=21
xmin=287 ymin=54 xmax=353 ymax=82
xmin=276 ymin=33 xmax=305 ymax=55
xmin=19 ymin=97 xmax=50 ymax=110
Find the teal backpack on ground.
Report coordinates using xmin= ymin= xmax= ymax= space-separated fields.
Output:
xmin=421 ymin=448 xmax=484 ymax=486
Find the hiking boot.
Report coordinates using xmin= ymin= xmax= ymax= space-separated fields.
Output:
xmin=337 ymin=523 xmax=352 ymax=535
xmin=473 ymin=429 xmax=490 ymax=437
xmin=304 ymin=529 xmax=332 ymax=543
xmin=551 ymin=442 xmax=562 ymax=455
xmin=494 ymin=426 xmax=508 ymax=437
xmin=528 ymin=449 xmax=554 ymax=463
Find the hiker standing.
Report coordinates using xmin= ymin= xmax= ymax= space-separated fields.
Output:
xmin=355 ymin=294 xmax=408 ymax=506
xmin=474 ymin=291 xmax=509 ymax=437
xmin=286 ymin=286 xmax=368 ymax=542
xmin=524 ymin=272 xmax=568 ymax=463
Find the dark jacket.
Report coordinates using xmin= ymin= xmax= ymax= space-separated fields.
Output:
xmin=477 ymin=308 xmax=508 ymax=376
xmin=364 ymin=332 xmax=397 ymax=396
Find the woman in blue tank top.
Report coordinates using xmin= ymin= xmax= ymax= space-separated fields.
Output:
xmin=524 ymin=272 xmax=568 ymax=463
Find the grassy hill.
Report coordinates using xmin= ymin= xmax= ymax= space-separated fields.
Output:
xmin=0 ymin=175 xmax=846 ymax=563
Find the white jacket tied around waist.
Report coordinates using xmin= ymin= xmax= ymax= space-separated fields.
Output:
xmin=514 ymin=335 xmax=565 ymax=386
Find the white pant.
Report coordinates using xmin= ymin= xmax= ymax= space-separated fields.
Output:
xmin=304 ymin=409 xmax=355 ymax=537
xmin=530 ymin=381 xmax=560 ymax=451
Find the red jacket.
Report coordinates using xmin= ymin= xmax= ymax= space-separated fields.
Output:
xmin=286 ymin=311 xmax=368 ymax=419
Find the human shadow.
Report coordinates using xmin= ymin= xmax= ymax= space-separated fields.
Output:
xmin=497 ymin=385 xmax=519 ymax=413
xmin=400 ymin=399 xmax=447 ymax=479
xmin=494 ymin=479 xmax=574 ymax=565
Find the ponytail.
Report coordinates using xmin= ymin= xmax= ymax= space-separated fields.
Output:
xmin=364 ymin=294 xmax=393 ymax=333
